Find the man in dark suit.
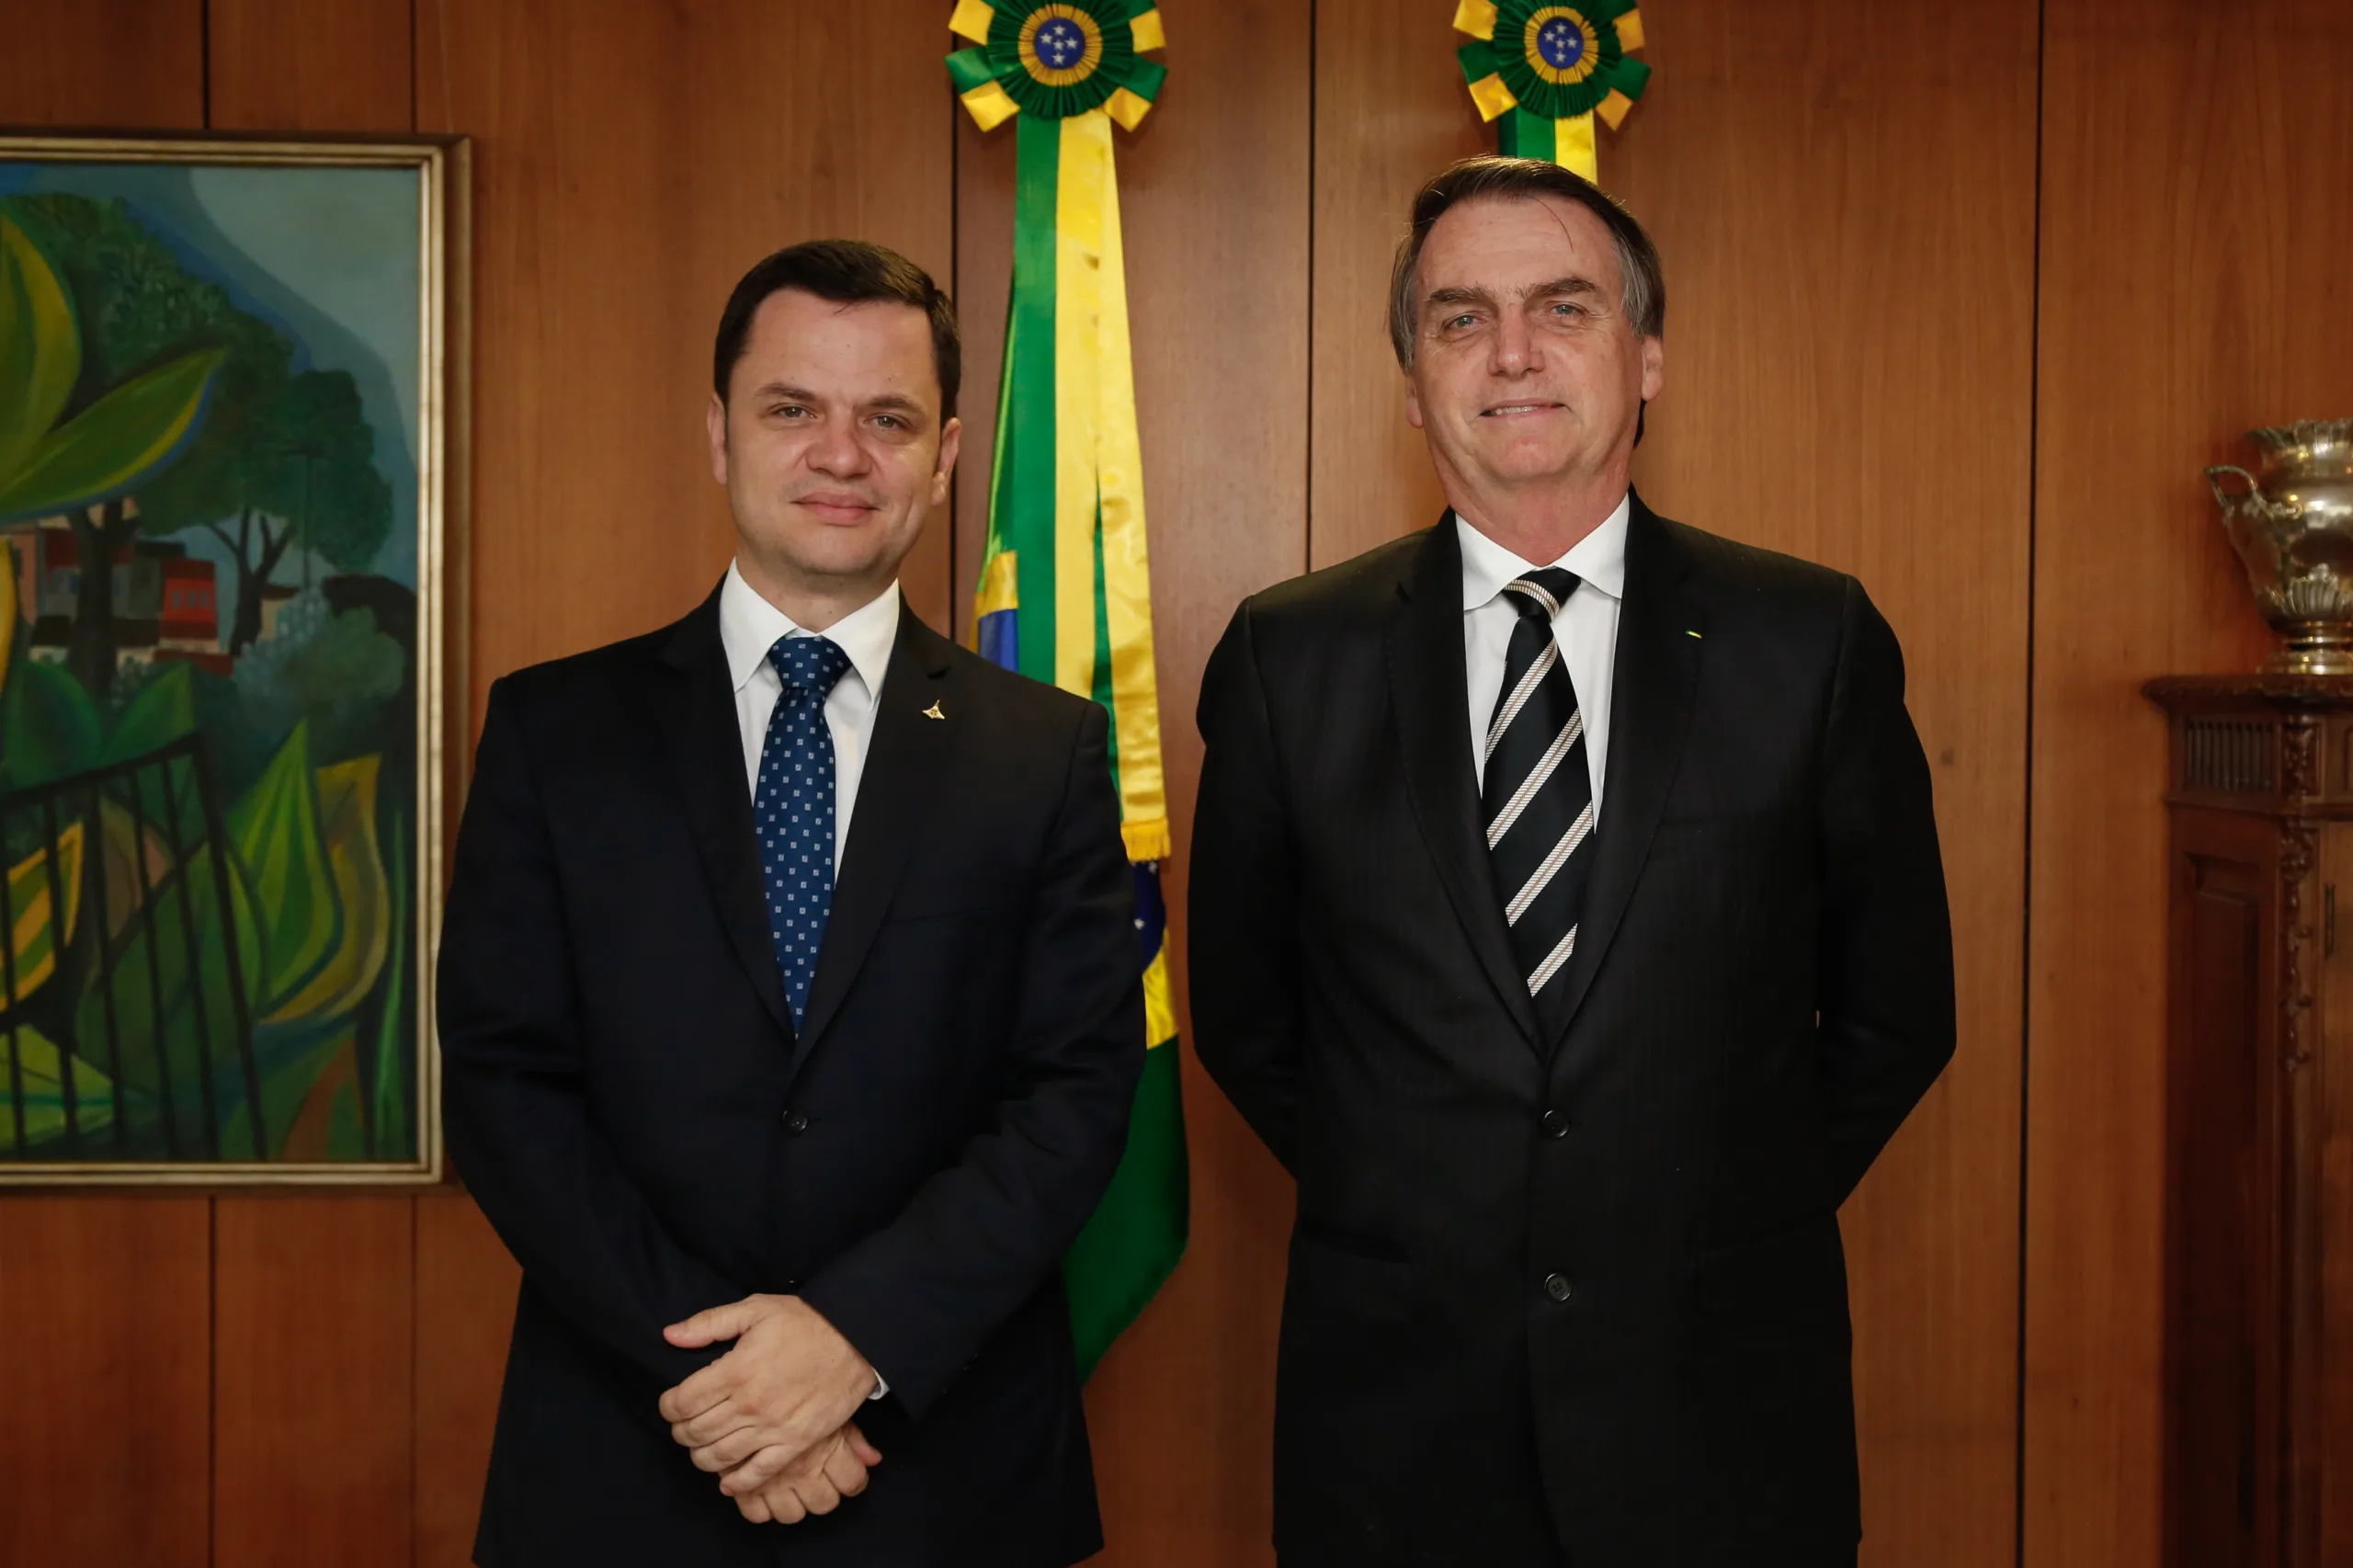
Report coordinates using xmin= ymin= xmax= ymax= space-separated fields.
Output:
xmin=438 ymin=239 xmax=1142 ymax=1566
xmin=1190 ymin=158 xmax=1956 ymax=1566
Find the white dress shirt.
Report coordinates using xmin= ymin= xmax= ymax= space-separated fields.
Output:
xmin=718 ymin=561 xmax=897 ymax=1399
xmin=1459 ymin=494 xmax=1629 ymax=828
xmin=719 ymin=562 xmax=901 ymax=870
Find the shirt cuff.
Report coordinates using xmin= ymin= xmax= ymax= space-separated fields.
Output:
xmin=869 ymin=1370 xmax=889 ymax=1401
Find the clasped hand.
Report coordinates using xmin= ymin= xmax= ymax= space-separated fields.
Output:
xmin=658 ymin=1293 xmax=881 ymax=1524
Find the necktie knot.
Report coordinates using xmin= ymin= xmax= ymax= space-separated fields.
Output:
xmin=1503 ymin=568 xmax=1581 ymax=621
xmin=768 ymin=634 xmax=852 ymax=699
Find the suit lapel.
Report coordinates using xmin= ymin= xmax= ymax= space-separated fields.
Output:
xmin=1388 ymin=518 xmax=1543 ymax=1049
xmin=790 ymin=608 xmax=955 ymax=1075
xmin=656 ymin=585 xmax=794 ymax=1041
xmin=1547 ymin=496 xmax=1702 ymax=1051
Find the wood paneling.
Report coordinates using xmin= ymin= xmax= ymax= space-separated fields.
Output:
xmin=212 ymin=1197 xmax=415 ymax=1568
xmin=1307 ymin=0 xmax=1488 ymax=569
xmin=207 ymin=0 xmax=414 ymax=132
xmin=1610 ymin=6 xmax=2038 ymax=1563
xmin=2027 ymin=2 xmax=2353 ymax=1562
xmin=949 ymin=6 xmax=1315 ymax=1562
xmin=0 ymin=0 xmax=204 ymax=129
xmin=194 ymin=23 xmax=426 ymax=1562
xmin=0 ymin=1198 xmax=210 ymax=1567
xmin=415 ymin=1191 xmax=521 ymax=1568
xmin=1092 ymin=6 xmax=1313 ymax=1563
xmin=415 ymin=0 xmax=958 ymax=718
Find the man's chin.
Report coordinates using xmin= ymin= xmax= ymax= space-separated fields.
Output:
xmin=1468 ymin=449 xmax=1583 ymax=487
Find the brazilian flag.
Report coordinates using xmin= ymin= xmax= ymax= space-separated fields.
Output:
xmin=949 ymin=0 xmax=1187 ymax=1381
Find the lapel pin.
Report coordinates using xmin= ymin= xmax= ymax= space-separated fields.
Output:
xmin=1684 ymin=630 xmax=1703 ymax=640
xmin=922 ymin=700 xmax=946 ymax=720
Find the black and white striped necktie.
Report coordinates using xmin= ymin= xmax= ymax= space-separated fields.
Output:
xmin=1481 ymin=567 xmax=1596 ymax=1005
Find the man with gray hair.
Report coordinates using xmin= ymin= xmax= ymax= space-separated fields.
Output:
xmin=1189 ymin=157 xmax=1956 ymax=1564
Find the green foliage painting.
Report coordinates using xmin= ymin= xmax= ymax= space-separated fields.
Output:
xmin=0 ymin=148 xmax=435 ymax=1172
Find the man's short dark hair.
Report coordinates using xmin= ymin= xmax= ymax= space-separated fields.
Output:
xmin=712 ymin=239 xmax=961 ymax=416
xmin=1387 ymin=157 xmax=1665 ymax=368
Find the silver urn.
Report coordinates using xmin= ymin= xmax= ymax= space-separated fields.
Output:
xmin=2208 ymin=420 xmax=2353 ymax=675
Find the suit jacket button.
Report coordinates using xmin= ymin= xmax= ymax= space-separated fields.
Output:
xmin=784 ymin=1110 xmax=810 ymax=1134
xmin=1541 ymin=1108 xmax=1571 ymax=1139
xmin=1543 ymin=1272 xmax=1572 ymax=1302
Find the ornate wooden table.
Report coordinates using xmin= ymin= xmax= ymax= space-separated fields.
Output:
xmin=2144 ymin=675 xmax=2353 ymax=1568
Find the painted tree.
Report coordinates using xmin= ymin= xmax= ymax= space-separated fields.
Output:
xmin=2 ymin=193 xmax=292 ymax=699
xmin=210 ymin=369 xmax=392 ymax=654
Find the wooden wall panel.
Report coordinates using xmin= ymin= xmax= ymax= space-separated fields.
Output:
xmin=415 ymin=1191 xmax=521 ymax=1568
xmin=1307 ymin=0 xmax=1486 ymax=569
xmin=1091 ymin=6 xmax=1313 ymax=1564
xmin=0 ymin=27 xmax=214 ymax=1568
xmin=2026 ymin=2 xmax=2353 ymax=1562
xmin=951 ymin=6 xmax=1315 ymax=1562
xmin=416 ymin=0 xmax=958 ymax=722
xmin=0 ymin=1199 xmax=210 ymax=1567
xmin=1609 ymin=6 xmax=2038 ymax=1564
xmin=950 ymin=3 xmax=1326 ymax=1553
xmin=207 ymin=0 xmax=414 ymax=133
xmin=1310 ymin=3 xmax=2038 ymax=1563
xmin=200 ymin=18 xmax=426 ymax=1561
xmin=212 ymin=1197 xmax=416 ymax=1568
xmin=0 ymin=0 xmax=204 ymax=129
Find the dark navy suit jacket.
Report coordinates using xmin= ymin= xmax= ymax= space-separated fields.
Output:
xmin=438 ymin=585 xmax=1142 ymax=1567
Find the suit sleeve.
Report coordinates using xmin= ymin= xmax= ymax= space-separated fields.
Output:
xmin=1188 ymin=600 xmax=1304 ymax=1173
xmin=1815 ymin=578 xmax=1957 ymax=1205
xmin=797 ymin=701 xmax=1143 ymax=1421
xmin=438 ymin=676 xmax=746 ymax=1394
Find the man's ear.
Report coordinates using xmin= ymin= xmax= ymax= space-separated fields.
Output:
xmin=1639 ymin=335 xmax=1665 ymax=403
xmin=932 ymin=415 xmax=963 ymax=507
xmin=1404 ymin=375 xmax=1426 ymax=431
xmin=706 ymin=393 xmax=730 ymax=486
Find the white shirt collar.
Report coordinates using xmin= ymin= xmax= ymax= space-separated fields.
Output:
xmin=718 ymin=561 xmax=901 ymax=697
xmin=1456 ymin=492 xmax=1631 ymax=611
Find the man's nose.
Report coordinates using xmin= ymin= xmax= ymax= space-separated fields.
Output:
xmin=806 ymin=419 xmax=870 ymax=476
xmin=1490 ymin=312 xmax=1540 ymax=376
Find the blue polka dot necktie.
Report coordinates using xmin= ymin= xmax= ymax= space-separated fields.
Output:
xmin=755 ymin=634 xmax=853 ymax=1028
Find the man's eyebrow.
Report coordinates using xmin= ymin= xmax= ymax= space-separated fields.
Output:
xmin=1424 ymin=277 xmax=1601 ymax=313
xmin=1528 ymin=275 xmax=1602 ymax=299
xmin=1425 ymin=284 xmax=1496 ymax=311
xmin=743 ymin=383 xmax=929 ymax=418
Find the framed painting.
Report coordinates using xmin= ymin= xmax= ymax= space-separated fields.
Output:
xmin=0 ymin=131 xmax=468 ymax=1183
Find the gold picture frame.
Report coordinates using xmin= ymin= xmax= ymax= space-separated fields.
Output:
xmin=0 ymin=131 xmax=470 ymax=1185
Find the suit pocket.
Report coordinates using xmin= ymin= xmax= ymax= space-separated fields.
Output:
xmin=1275 ymin=1228 xmax=1426 ymax=1509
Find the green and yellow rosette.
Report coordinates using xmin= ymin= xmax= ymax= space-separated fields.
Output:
xmin=1453 ymin=0 xmax=1650 ymax=180
xmin=946 ymin=0 xmax=1167 ymax=131
xmin=947 ymin=0 xmax=1187 ymax=1385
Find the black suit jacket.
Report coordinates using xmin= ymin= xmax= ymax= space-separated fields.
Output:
xmin=1189 ymin=500 xmax=1956 ymax=1567
xmin=438 ymin=585 xmax=1143 ymax=1568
